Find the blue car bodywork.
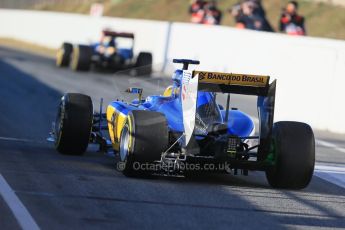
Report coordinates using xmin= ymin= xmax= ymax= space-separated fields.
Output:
xmin=107 ymin=69 xmax=254 ymax=139
xmin=91 ymin=42 xmax=134 ymax=61
xmin=52 ymin=59 xmax=316 ymax=188
xmin=105 ymin=60 xmax=270 ymax=161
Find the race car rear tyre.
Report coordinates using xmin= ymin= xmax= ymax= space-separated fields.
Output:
xmin=265 ymin=121 xmax=315 ymax=189
xmin=135 ymin=52 xmax=152 ymax=76
xmin=119 ymin=110 xmax=169 ymax=177
xmin=55 ymin=93 xmax=93 ymax=155
xmin=56 ymin=42 xmax=73 ymax=67
xmin=70 ymin=45 xmax=92 ymax=71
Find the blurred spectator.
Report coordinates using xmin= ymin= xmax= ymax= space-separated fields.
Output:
xmin=230 ymin=0 xmax=273 ymax=32
xmin=230 ymin=3 xmax=242 ymax=22
xmin=235 ymin=1 xmax=264 ymax=31
xmin=203 ymin=1 xmax=222 ymax=25
xmin=189 ymin=0 xmax=222 ymax=25
xmin=280 ymin=1 xmax=306 ymax=35
xmin=249 ymin=0 xmax=273 ymax=31
xmin=189 ymin=0 xmax=206 ymax=24
xmin=250 ymin=0 xmax=265 ymax=18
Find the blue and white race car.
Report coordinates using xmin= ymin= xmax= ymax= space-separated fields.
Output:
xmin=50 ymin=59 xmax=315 ymax=189
xmin=56 ymin=30 xmax=152 ymax=75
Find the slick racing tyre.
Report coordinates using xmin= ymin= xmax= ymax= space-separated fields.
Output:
xmin=265 ymin=121 xmax=315 ymax=189
xmin=56 ymin=42 xmax=73 ymax=67
xmin=119 ymin=110 xmax=169 ymax=177
xmin=70 ymin=45 xmax=93 ymax=71
xmin=55 ymin=93 xmax=93 ymax=155
xmin=135 ymin=52 xmax=152 ymax=76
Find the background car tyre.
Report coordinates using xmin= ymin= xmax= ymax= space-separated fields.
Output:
xmin=70 ymin=45 xmax=93 ymax=71
xmin=265 ymin=121 xmax=315 ymax=189
xmin=135 ymin=52 xmax=153 ymax=76
xmin=119 ymin=110 xmax=169 ymax=177
xmin=55 ymin=93 xmax=93 ymax=155
xmin=56 ymin=42 xmax=73 ymax=67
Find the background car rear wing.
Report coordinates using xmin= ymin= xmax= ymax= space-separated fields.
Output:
xmin=102 ymin=30 xmax=135 ymax=39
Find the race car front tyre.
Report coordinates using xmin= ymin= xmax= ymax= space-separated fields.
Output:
xmin=119 ymin=110 xmax=169 ymax=177
xmin=265 ymin=121 xmax=315 ymax=189
xmin=135 ymin=52 xmax=152 ymax=76
xmin=70 ymin=45 xmax=93 ymax=71
xmin=56 ymin=42 xmax=73 ymax=67
xmin=55 ymin=93 xmax=93 ymax=155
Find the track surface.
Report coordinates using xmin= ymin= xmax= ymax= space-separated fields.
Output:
xmin=0 ymin=46 xmax=344 ymax=229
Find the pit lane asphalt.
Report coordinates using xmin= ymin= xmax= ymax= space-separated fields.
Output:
xmin=0 ymin=46 xmax=344 ymax=230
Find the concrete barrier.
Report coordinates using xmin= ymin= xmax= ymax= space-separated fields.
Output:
xmin=0 ymin=10 xmax=345 ymax=133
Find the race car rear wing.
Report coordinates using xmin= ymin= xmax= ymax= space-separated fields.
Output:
xmin=182 ymin=70 xmax=276 ymax=161
xmin=193 ymin=71 xmax=270 ymax=96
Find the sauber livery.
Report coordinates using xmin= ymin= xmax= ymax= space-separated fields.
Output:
xmin=50 ymin=58 xmax=315 ymax=190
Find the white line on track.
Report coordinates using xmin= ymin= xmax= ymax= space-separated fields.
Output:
xmin=0 ymin=136 xmax=35 ymax=142
xmin=313 ymin=139 xmax=345 ymax=188
xmin=315 ymin=165 xmax=345 ymax=173
xmin=316 ymin=139 xmax=345 ymax=154
xmin=0 ymin=136 xmax=44 ymax=144
xmin=314 ymin=165 xmax=345 ymax=189
xmin=0 ymin=174 xmax=40 ymax=230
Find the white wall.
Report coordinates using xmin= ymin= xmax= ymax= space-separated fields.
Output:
xmin=166 ymin=23 xmax=345 ymax=133
xmin=1 ymin=10 xmax=345 ymax=133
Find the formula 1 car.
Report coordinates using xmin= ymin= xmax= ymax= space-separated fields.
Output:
xmin=49 ymin=59 xmax=315 ymax=189
xmin=56 ymin=30 xmax=152 ymax=75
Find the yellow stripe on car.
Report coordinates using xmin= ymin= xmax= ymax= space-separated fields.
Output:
xmin=106 ymin=105 xmax=129 ymax=151
xmin=106 ymin=106 xmax=116 ymax=144
xmin=127 ymin=115 xmax=133 ymax=153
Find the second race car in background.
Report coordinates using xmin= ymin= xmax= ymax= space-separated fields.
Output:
xmin=56 ymin=30 xmax=153 ymax=75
